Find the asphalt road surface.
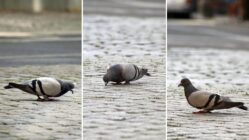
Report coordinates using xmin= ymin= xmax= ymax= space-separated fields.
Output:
xmin=84 ymin=0 xmax=165 ymax=17
xmin=168 ymin=19 xmax=249 ymax=50
xmin=0 ymin=35 xmax=81 ymax=67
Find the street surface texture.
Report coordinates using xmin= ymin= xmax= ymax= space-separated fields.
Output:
xmin=0 ymin=36 xmax=81 ymax=67
xmin=0 ymin=65 xmax=81 ymax=140
xmin=168 ymin=19 xmax=249 ymax=139
xmin=83 ymin=16 xmax=165 ymax=140
xmin=84 ymin=0 xmax=164 ymax=17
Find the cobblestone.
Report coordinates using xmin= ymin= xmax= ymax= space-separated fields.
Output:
xmin=83 ymin=16 xmax=165 ymax=140
xmin=168 ymin=47 xmax=249 ymax=139
xmin=0 ymin=65 xmax=81 ymax=140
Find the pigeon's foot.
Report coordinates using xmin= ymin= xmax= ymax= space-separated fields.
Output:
xmin=192 ymin=110 xmax=212 ymax=114
xmin=125 ymin=81 xmax=130 ymax=85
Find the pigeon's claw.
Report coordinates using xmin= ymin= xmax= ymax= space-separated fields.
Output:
xmin=70 ymin=89 xmax=74 ymax=94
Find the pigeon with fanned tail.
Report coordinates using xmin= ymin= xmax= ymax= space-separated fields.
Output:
xmin=103 ymin=64 xmax=151 ymax=86
xmin=178 ymin=78 xmax=247 ymax=114
xmin=4 ymin=77 xmax=75 ymax=101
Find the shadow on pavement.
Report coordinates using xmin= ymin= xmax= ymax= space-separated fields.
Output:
xmin=10 ymin=98 xmax=70 ymax=102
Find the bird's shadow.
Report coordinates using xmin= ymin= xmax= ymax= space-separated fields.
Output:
xmin=190 ymin=112 xmax=247 ymax=117
xmin=107 ymin=82 xmax=144 ymax=87
xmin=9 ymin=99 xmax=70 ymax=102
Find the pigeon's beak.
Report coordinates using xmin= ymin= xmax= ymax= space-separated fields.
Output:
xmin=105 ymin=82 xmax=108 ymax=86
xmin=178 ymin=83 xmax=182 ymax=87
xmin=146 ymin=73 xmax=151 ymax=76
xmin=70 ymin=89 xmax=74 ymax=94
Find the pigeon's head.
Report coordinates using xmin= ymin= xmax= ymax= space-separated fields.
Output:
xmin=178 ymin=78 xmax=192 ymax=87
xmin=103 ymin=74 xmax=109 ymax=86
xmin=63 ymin=81 xmax=75 ymax=94
xmin=142 ymin=68 xmax=148 ymax=73
xmin=142 ymin=68 xmax=151 ymax=76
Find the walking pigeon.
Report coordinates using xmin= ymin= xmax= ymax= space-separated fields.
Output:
xmin=178 ymin=78 xmax=247 ymax=113
xmin=103 ymin=64 xmax=151 ymax=86
xmin=4 ymin=77 xmax=75 ymax=101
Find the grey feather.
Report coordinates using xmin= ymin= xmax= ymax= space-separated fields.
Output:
xmin=103 ymin=64 xmax=150 ymax=86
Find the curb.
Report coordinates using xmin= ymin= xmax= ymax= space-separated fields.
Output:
xmin=0 ymin=31 xmax=81 ymax=38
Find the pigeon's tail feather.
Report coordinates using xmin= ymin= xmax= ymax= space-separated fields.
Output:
xmin=237 ymin=103 xmax=248 ymax=110
xmin=223 ymin=101 xmax=248 ymax=111
xmin=4 ymin=84 xmax=13 ymax=89
xmin=215 ymin=101 xmax=245 ymax=110
xmin=238 ymin=105 xmax=248 ymax=110
xmin=4 ymin=83 xmax=25 ymax=89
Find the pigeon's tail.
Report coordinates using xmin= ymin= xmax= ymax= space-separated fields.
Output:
xmin=238 ymin=105 xmax=248 ymax=110
xmin=4 ymin=83 xmax=22 ymax=89
xmin=237 ymin=102 xmax=248 ymax=110
xmin=4 ymin=85 xmax=12 ymax=89
xmin=4 ymin=83 xmax=16 ymax=89
xmin=216 ymin=101 xmax=246 ymax=110
xmin=226 ymin=101 xmax=247 ymax=111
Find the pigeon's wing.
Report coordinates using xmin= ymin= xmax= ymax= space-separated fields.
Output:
xmin=121 ymin=64 xmax=137 ymax=81
xmin=188 ymin=91 xmax=246 ymax=110
xmin=36 ymin=77 xmax=61 ymax=96
xmin=187 ymin=91 xmax=221 ymax=110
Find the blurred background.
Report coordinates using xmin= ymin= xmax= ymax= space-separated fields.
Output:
xmin=0 ymin=0 xmax=80 ymax=13
xmin=0 ymin=0 xmax=81 ymax=66
xmin=168 ymin=0 xmax=249 ymax=20
xmin=84 ymin=0 xmax=164 ymax=17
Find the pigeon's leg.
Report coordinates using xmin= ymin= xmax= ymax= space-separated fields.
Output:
xmin=115 ymin=82 xmax=122 ymax=85
xmin=192 ymin=110 xmax=212 ymax=114
xmin=125 ymin=81 xmax=130 ymax=85
xmin=42 ymin=95 xmax=54 ymax=101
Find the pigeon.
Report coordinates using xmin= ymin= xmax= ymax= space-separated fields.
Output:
xmin=178 ymin=78 xmax=247 ymax=113
xmin=103 ymin=64 xmax=151 ymax=86
xmin=4 ymin=77 xmax=75 ymax=101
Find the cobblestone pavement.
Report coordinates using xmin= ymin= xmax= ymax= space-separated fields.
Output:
xmin=0 ymin=65 xmax=81 ymax=140
xmin=168 ymin=48 xmax=249 ymax=139
xmin=83 ymin=16 xmax=165 ymax=140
